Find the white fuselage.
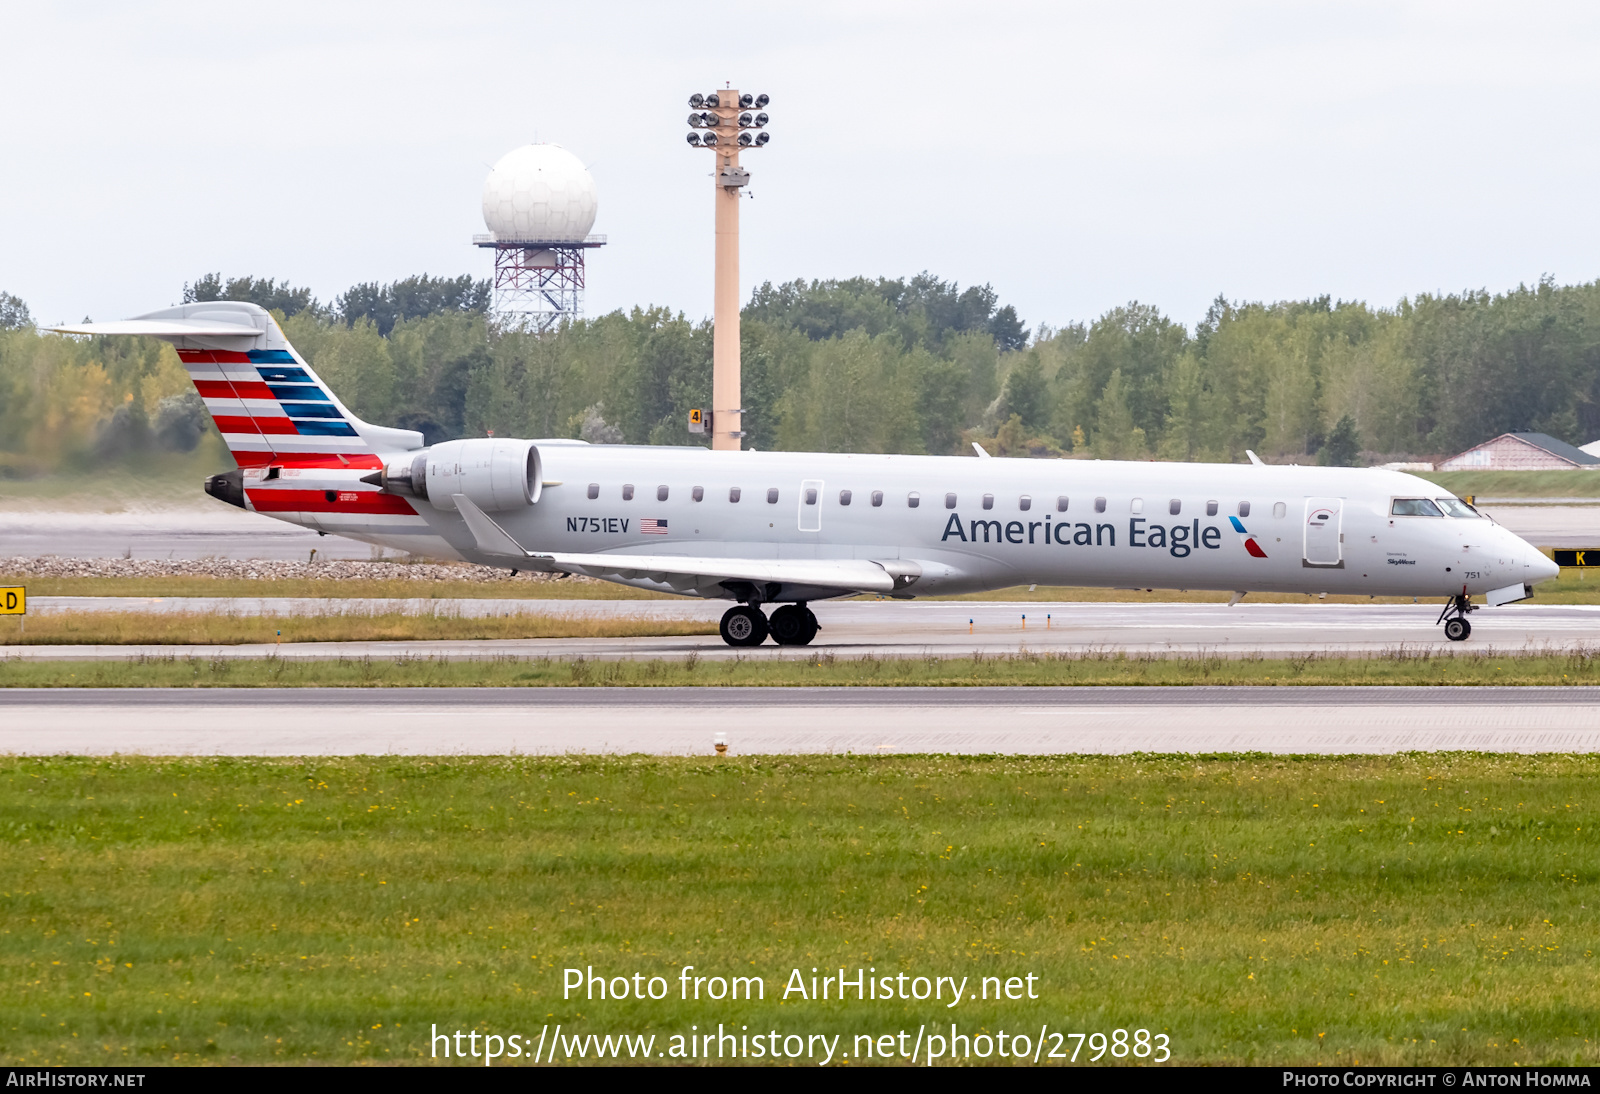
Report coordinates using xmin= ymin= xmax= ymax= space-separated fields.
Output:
xmin=248 ymin=445 xmax=1559 ymax=601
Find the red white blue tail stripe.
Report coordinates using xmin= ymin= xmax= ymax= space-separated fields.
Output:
xmin=178 ymin=348 xmax=382 ymax=470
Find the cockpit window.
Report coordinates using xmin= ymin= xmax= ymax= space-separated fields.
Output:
xmin=1392 ymin=498 xmax=1444 ymax=517
xmin=1435 ymin=497 xmax=1480 ymax=518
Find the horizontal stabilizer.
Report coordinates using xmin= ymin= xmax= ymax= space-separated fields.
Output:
xmin=48 ymin=319 xmax=264 ymax=339
xmin=452 ymin=494 xmax=898 ymax=593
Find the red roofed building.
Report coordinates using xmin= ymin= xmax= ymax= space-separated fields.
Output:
xmin=1438 ymin=432 xmax=1600 ymax=471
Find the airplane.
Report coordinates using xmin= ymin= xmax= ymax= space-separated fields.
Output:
xmin=51 ymin=301 xmax=1560 ymax=646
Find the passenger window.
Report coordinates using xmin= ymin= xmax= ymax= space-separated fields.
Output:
xmin=871 ymin=490 xmax=883 ymax=507
xmin=804 ymin=487 xmax=818 ymax=505
xmin=587 ymin=483 xmax=599 ymax=500
xmin=1273 ymin=501 xmax=1287 ymax=519
xmin=767 ymin=488 xmax=779 ymax=504
xmin=1206 ymin=500 xmax=1218 ymax=516
xmin=622 ymin=484 xmax=635 ymax=501
xmin=1019 ymin=495 xmax=1031 ymax=511
xmin=1392 ymin=498 xmax=1444 ymax=517
xmin=1238 ymin=501 xmax=1251 ymax=518
xmin=907 ymin=492 xmax=920 ymax=508
xmin=982 ymin=494 xmax=994 ymax=510
xmin=1131 ymin=498 xmax=1144 ymax=514
xmin=657 ymin=485 xmax=669 ymax=502
xmin=729 ymin=487 xmax=741 ymax=503
xmin=1169 ymin=499 xmax=1181 ymax=516
xmin=1057 ymin=496 xmax=1069 ymax=512
xmin=692 ymin=485 xmax=704 ymax=502
xmin=1094 ymin=497 xmax=1106 ymax=513
xmin=839 ymin=489 xmax=852 ymax=506
xmin=945 ymin=493 xmax=957 ymax=509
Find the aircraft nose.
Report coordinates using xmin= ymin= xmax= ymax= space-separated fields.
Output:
xmin=1527 ymin=548 xmax=1560 ymax=584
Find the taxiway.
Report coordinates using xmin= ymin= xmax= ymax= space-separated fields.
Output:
xmin=3 ymin=686 xmax=1597 ymax=755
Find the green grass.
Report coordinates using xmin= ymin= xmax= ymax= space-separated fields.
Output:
xmin=0 ymin=611 xmax=715 ymax=646
xmin=0 ymin=450 xmax=231 ymax=508
xmin=1419 ymin=470 xmax=1600 ymax=499
xmin=2 ymin=754 xmax=1596 ymax=1066
xmin=4 ymin=648 xmax=1600 ymax=688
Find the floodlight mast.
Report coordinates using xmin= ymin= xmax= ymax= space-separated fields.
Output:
xmin=687 ymin=87 xmax=769 ymax=450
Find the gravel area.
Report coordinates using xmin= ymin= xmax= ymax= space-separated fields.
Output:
xmin=0 ymin=556 xmax=602 ymax=585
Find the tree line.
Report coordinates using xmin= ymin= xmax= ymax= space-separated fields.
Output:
xmin=2 ymin=271 xmax=1598 ymax=480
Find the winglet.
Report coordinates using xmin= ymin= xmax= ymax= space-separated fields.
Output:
xmin=972 ymin=442 xmax=992 ymax=458
xmin=453 ymin=494 xmax=532 ymax=557
xmin=1246 ymin=450 xmax=1265 ymax=466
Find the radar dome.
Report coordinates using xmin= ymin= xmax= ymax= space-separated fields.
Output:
xmin=481 ymin=144 xmax=598 ymax=242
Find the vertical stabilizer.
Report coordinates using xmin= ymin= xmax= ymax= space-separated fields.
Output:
xmin=50 ymin=302 xmax=422 ymax=470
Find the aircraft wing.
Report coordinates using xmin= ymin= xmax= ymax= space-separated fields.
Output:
xmin=452 ymin=494 xmax=900 ymax=594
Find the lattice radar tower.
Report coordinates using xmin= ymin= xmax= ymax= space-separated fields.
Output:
xmin=474 ymin=144 xmax=605 ymax=331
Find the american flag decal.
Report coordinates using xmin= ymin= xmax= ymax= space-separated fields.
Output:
xmin=640 ymin=518 xmax=668 ymax=535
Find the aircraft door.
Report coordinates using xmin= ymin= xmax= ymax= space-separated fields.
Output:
xmin=798 ymin=479 xmax=823 ymax=532
xmin=1303 ymin=497 xmax=1343 ymax=567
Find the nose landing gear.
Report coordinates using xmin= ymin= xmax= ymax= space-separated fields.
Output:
xmin=1437 ymin=594 xmax=1475 ymax=642
xmin=718 ymin=603 xmax=820 ymax=646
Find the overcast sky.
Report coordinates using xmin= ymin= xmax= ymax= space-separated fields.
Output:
xmin=4 ymin=1 xmax=1599 ymax=334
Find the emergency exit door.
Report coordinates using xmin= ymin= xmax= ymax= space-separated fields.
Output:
xmin=798 ymin=479 xmax=823 ymax=532
xmin=1303 ymin=497 xmax=1344 ymax=567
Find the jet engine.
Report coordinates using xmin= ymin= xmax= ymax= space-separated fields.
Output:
xmin=363 ymin=438 xmax=542 ymax=512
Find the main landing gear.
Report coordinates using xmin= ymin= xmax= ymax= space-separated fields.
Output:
xmin=768 ymin=604 xmax=820 ymax=646
xmin=719 ymin=603 xmax=819 ymax=647
xmin=1437 ymin=594 xmax=1475 ymax=642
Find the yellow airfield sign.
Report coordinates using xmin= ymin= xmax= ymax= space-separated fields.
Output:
xmin=0 ymin=587 xmax=23 ymax=615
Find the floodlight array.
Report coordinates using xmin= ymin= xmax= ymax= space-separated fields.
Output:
xmin=685 ymin=91 xmax=772 ymax=151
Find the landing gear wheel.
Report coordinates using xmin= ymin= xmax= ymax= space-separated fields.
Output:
xmin=769 ymin=604 xmax=820 ymax=646
xmin=720 ymin=605 xmax=769 ymax=647
xmin=798 ymin=606 xmax=819 ymax=645
xmin=1436 ymin=593 xmax=1475 ymax=642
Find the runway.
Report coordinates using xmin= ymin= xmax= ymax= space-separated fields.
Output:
xmin=9 ymin=598 xmax=1599 ymax=659
xmin=4 ymin=686 xmax=1598 ymax=755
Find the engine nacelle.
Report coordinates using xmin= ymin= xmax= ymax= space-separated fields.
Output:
xmin=365 ymin=438 xmax=542 ymax=512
